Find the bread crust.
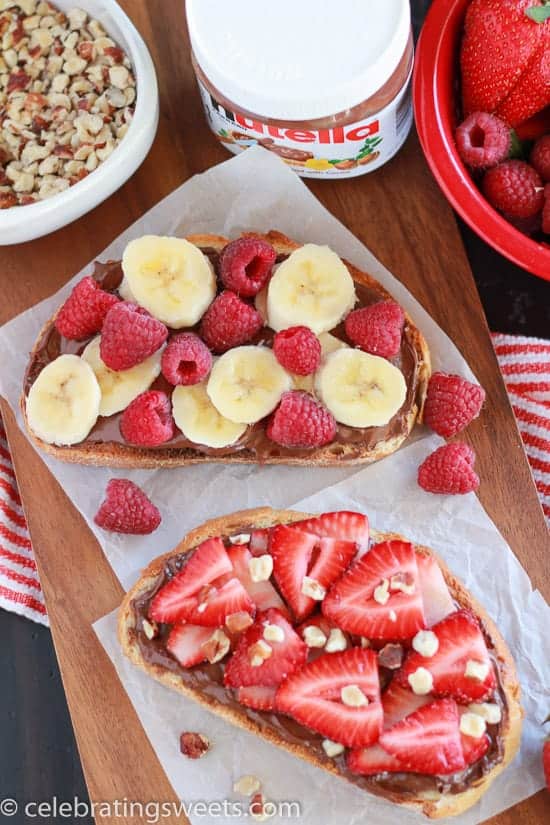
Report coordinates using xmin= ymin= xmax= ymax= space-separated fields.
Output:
xmin=117 ymin=507 xmax=522 ymax=819
xmin=21 ymin=231 xmax=431 ymax=468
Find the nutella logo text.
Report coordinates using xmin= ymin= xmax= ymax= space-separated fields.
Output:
xmin=208 ymin=93 xmax=380 ymax=144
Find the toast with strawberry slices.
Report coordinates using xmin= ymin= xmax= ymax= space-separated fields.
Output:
xmin=118 ymin=507 xmax=522 ymax=819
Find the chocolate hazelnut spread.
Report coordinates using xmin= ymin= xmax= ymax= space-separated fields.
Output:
xmin=24 ymin=246 xmax=423 ymax=461
xmin=129 ymin=531 xmax=508 ymax=803
xmin=187 ymin=0 xmax=414 ymax=178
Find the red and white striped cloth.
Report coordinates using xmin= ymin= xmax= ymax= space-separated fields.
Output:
xmin=0 ymin=333 xmax=548 ymax=626
xmin=492 ymin=333 xmax=550 ymax=523
xmin=0 ymin=418 xmax=47 ymax=625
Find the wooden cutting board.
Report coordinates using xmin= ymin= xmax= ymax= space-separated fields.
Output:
xmin=1 ymin=2 xmax=548 ymax=823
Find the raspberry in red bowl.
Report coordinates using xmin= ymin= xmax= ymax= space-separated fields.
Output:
xmin=413 ymin=0 xmax=550 ymax=281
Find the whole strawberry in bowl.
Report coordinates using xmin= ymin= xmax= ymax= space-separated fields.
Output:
xmin=414 ymin=0 xmax=550 ymax=281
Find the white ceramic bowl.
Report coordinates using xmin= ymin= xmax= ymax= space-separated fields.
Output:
xmin=0 ymin=0 xmax=159 ymax=245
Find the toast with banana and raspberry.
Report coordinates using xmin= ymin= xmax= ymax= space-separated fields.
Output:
xmin=118 ymin=507 xmax=522 ymax=819
xmin=22 ymin=231 xmax=430 ymax=467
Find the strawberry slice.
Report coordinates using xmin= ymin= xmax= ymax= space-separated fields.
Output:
xmin=270 ymin=524 xmax=356 ymax=621
xmin=416 ymin=553 xmax=455 ymax=628
xmin=379 ymin=699 xmax=466 ymax=775
xmin=381 ymin=679 xmax=432 ymax=729
xmin=149 ymin=538 xmax=254 ymax=627
xmin=174 ymin=577 xmax=255 ymax=626
xmin=249 ymin=528 xmax=270 ymax=555
xmin=224 ymin=608 xmax=307 ymax=688
xmin=150 ymin=537 xmax=233 ymax=623
xmin=166 ymin=623 xmax=215 ymax=667
xmin=275 ymin=648 xmax=383 ymax=749
xmin=461 ymin=731 xmax=491 ymax=766
xmin=294 ymin=511 xmax=369 ymax=551
xmin=227 ymin=544 xmax=287 ymax=615
xmin=237 ymin=685 xmax=278 ymax=711
xmin=398 ymin=610 xmax=496 ymax=703
xmin=347 ymin=744 xmax=403 ymax=776
xmin=459 ymin=708 xmax=491 ymax=766
xmin=322 ymin=541 xmax=426 ymax=641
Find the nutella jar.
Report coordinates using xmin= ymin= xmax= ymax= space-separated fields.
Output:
xmin=186 ymin=0 xmax=413 ymax=179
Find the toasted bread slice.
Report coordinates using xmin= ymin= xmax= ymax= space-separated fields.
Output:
xmin=118 ymin=507 xmax=522 ymax=819
xmin=21 ymin=231 xmax=430 ymax=468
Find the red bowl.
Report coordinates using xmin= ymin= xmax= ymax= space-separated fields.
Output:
xmin=413 ymin=0 xmax=550 ymax=282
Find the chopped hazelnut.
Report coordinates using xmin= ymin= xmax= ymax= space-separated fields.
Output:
xmin=249 ymin=554 xmax=273 ymax=583
xmin=233 ymin=774 xmax=261 ymax=796
xmin=412 ymin=630 xmax=439 ymax=658
xmin=249 ymin=639 xmax=272 ymax=667
xmin=459 ymin=712 xmax=487 ymax=739
xmin=373 ymin=578 xmax=390 ymax=605
xmin=141 ymin=619 xmax=158 ymax=640
xmin=179 ymin=732 xmax=210 ymax=759
xmin=467 ymin=702 xmax=501 ymax=725
xmin=225 ymin=611 xmax=253 ymax=634
xmin=465 ymin=659 xmax=490 ymax=682
xmin=229 ymin=533 xmax=251 ymax=545
xmin=377 ymin=643 xmax=404 ymax=670
xmin=324 ymin=628 xmax=347 ymax=653
xmin=201 ymin=629 xmax=230 ymax=664
xmin=322 ymin=739 xmax=345 ymax=758
xmin=263 ymin=623 xmax=284 ymax=643
xmin=340 ymin=684 xmax=368 ymax=707
xmin=303 ymin=625 xmax=327 ymax=648
xmin=407 ymin=667 xmax=433 ymax=695
xmin=301 ymin=575 xmax=326 ymax=600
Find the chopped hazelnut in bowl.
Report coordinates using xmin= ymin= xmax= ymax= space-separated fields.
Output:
xmin=0 ymin=0 xmax=158 ymax=244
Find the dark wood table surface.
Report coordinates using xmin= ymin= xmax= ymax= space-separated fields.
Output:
xmin=1 ymin=1 xmax=549 ymax=822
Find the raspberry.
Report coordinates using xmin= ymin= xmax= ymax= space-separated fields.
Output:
xmin=507 ymin=212 xmax=542 ymax=236
xmin=273 ymin=326 xmax=321 ymax=375
xmin=418 ymin=442 xmax=479 ymax=495
xmin=220 ymin=237 xmax=276 ymax=297
xmin=424 ymin=372 xmax=486 ymax=438
xmin=455 ymin=112 xmax=511 ymax=170
xmin=100 ymin=302 xmax=168 ymax=371
xmin=120 ymin=390 xmax=175 ymax=447
xmin=161 ymin=333 xmax=212 ymax=386
xmin=530 ymin=134 xmax=550 ymax=182
xmin=267 ymin=391 xmax=336 ymax=449
xmin=344 ymin=301 xmax=405 ymax=358
xmin=543 ymin=184 xmax=550 ymax=235
xmin=482 ymin=160 xmax=544 ymax=219
xmin=200 ymin=291 xmax=264 ymax=353
xmin=94 ymin=479 xmax=161 ymax=534
xmin=55 ymin=276 xmax=119 ymax=340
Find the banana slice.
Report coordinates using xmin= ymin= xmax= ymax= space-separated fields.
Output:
xmin=172 ymin=382 xmax=247 ymax=448
xmin=26 ymin=354 xmax=101 ymax=445
xmin=82 ymin=336 xmax=163 ymax=417
xmin=315 ymin=348 xmax=407 ymax=428
xmin=118 ymin=276 xmax=135 ymax=302
xmin=207 ymin=346 xmax=292 ymax=424
xmin=122 ymin=235 xmax=216 ymax=328
xmin=292 ymin=333 xmax=349 ymax=393
xmin=267 ymin=244 xmax=356 ymax=334
xmin=319 ymin=332 xmax=349 ymax=358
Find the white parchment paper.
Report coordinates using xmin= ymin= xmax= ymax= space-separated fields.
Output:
xmin=0 ymin=148 xmax=547 ymax=822
xmin=94 ymin=436 xmax=550 ymax=825
xmin=0 ymin=147 xmax=476 ymax=590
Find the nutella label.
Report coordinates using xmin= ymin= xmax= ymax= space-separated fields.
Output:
xmin=197 ymin=74 xmax=413 ymax=178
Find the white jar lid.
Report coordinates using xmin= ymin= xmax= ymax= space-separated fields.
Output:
xmin=187 ymin=0 xmax=410 ymax=122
